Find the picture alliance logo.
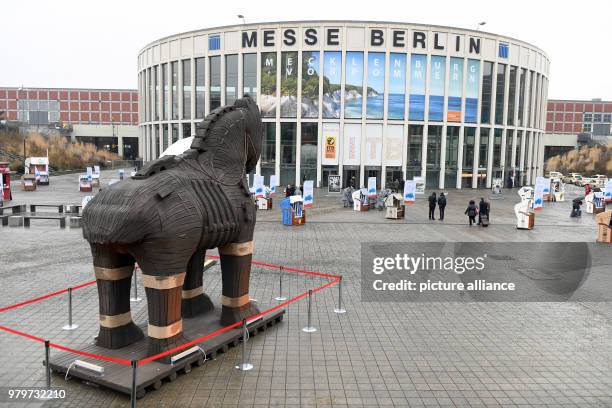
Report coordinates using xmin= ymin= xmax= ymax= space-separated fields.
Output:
xmin=372 ymin=254 xmax=487 ymax=275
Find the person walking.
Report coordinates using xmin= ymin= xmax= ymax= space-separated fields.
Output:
xmin=478 ymin=197 xmax=490 ymax=225
xmin=428 ymin=192 xmax=437 ymax=220
xmin=585 ymin=183 xmax=591 ymax=196
xmin=437 ymin=192 xmax=447 ymax=221
xmin=465 ymin=200 xmax=478 ymax=226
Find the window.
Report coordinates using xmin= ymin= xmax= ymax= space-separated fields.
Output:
xmin=171 ymin=61 xmax=178 ymax=120
xmin=494 ymin=64 xmax=506 ymax=125
xmin=593 ymin=113 xmax=602 ymax=122
xmin=444 ymin=126 xmax=459 ymax=188
xmin=195 ymin=58 xmax=205 ymax=118
xmin=261 ymin=123 xmax=276 ymax=179
xmin=603 ymin=114 xmax=612 ymax=123
xmin=260 ymin=52 xmax=277 ymax=117
xmin=517 ymin=68 xmax=526 ymax=127
xmin=280 ymin=122 xmax=296 ymax=186
xmin=300 ymin=123 xmax=318 ymax=183
xmin=225 ymin=55 xmax=238 ymax=105
xmin=480 ymin=62 xmax=493 ymax=124
xmin=498 ymin=43 xmax=509 ymax=58
xmin=172 ymin=123 xmax=179 ymax=143
xmin=406 ymin=125 xmax=422 ymax=180
xmin=209 ymin=56 xmax=221 ymax=110
xmin=527 ymin=71 xmax=535 ymax=127
xmin=493 ymin=129 xmax=503 ymax=172
xmin=154 ymin=66 xmax=159 ymax=121
xmin=243 ymin=53 xmax=257 ymax=101
xmin=583 ymin=123 xmax=592 ymax=132
xmin=462 ymin=127 xmax=476 ymax=188
xmin=426 ymin=125 xmax=442 ymax=188
xmin=479 ymin=128 xmax=489 ymax=169
xmin=182 ymin=59 xmax=191 ymax=119
xmin=507 ymin=66 xmax=517 ymax=126
xmin=208 ymin=34 xmax=220 ymax=51
xmin=153 ymin=125 xmax=159 ymax=158
xmin=162 ymin=124 xmax=168 ymax=152
xmin=505 ymin=129 xmax=514 ymax=170
xmin=584 ymin=113 xmax=592 ymax=122
xmin=162 ymin=64 xmax=168 ymax=120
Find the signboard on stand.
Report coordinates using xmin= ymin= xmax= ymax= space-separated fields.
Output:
xmin=269 ymin=175 xmax=277 ymax=196
xmin=413 ymin=176 xmax=425 ymax=195
xmin=604 ymin=179 xmax=612 ymax=203
xmin=367 ymin=177 xmax=377 ymax=198
xmin=303 ymin=180 xmax=314 ymax=208
xmin=533 ymin=176 xmax=545 ymax=211
xmin=403 ymin=180 xmax=416 ymax=205
xmin=254 ymin=175 xmax=265 ymax=198
xmin=328 ymin=175 xmax=341 ymax=193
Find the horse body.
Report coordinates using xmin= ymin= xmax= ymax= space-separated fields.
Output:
xmin=82 ymin=97 xmax=262 ymax=359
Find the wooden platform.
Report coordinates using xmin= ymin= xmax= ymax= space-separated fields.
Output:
xmin=48 ymin=308 xmax=285 ymax=398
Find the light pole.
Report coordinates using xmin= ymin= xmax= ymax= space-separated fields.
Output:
xmin=476 ymin=22 xmax=486 ymax=31
xmin=237 ymin=14 xmax=246 ymax=24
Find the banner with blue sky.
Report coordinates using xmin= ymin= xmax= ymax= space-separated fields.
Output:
xmin=322 ymin=51 xmax=342 ymax=119
xmin=428 ymin=56 xmax=446 ymax=121
xmin=366 ymin=52 xmax=385 ymax=119
xmin=344 ymin=52 xmax=363 ymax=119
xmin=447 ymin=57 xmax=463 ymax=122
xmin=465 ymin=59 xmax=480 ymax=123
xmin=388 ymin=53 xmax=406 ymax=120
xmin=409 ymin=54 xmax=426 ymax=121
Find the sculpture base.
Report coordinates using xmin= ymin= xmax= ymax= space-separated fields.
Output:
xmin=48 ymin=308 xmax=285 ymax=398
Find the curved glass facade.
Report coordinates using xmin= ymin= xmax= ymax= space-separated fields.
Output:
xmin=138 ymin=21 xmax=549 ymax=189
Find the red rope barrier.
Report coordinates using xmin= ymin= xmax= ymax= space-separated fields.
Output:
xmin=0 ymin=261 xmax=341 ymax=368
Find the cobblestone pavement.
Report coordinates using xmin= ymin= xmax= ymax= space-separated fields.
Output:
xmin=0 ymin=171 xmax=610 ymax=407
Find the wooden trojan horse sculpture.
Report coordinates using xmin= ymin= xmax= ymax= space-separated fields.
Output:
xmin=82 ymin=96 xmax=262 ymax=360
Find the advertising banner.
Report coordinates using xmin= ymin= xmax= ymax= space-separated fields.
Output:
xmin=302 ymin=51 xmax=320 ymax=118
xmin=303 ymin=180 xmax=314 ymax=208
xmin=388 ymin=53 xmax=407 ymax=120
xmin=260 ymin=52 xmax=277 ymax=117
xmin=269 ymin=175 xmax=277 ymax=196
xmin=344 ymin=52 xmax=363 ymax=119
xmin=365 ymin=124 xmax=383 ymax=166
xmin=323 ymin=51 xmax=342 ymax=119
xmin=403 ymin=180 xmax=416 ymax=205
xmin=447 ymin=57 xmax=463 ymax=122
xmin=280 ymin=51 xmax=298 ymax=118
xmin=429 ymin=55 xmax=446 ymax=122
xmin=543 ymin=178 xmax=551 ymax=195
xmin=409 ymin=54 xmax=427 ymax=121
xmin=254 ymin=175 xmax=265 ymax=198
xmin=534 ymin=176 xmax=545 ymax=210
xmin=383 ymin=125 xmax=403 ymax=167
xmin=322 ymin=122 xmax=339 ymax=165
xmin=604 ymin=179 xmax=612 ymax=202
xmin=343 ymin=123 xmax=361 ymax=166
xmin=465 ymin=59 xmax=480 ymax=123
xmin=367 ymin=176 xmax=377 ymax=198
xmin=328 ymin=175 xmax=341 ymax=193
xmin=366 ymin=52 xmax=385 ymax=120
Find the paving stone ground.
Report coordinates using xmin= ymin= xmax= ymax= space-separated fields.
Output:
xmin=0 ymin=170 xmax=610 ymax=407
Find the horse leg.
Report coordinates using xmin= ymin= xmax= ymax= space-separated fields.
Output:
xmin=90 ymin=243 xmax=144 ymax=349
xmin=218 ymin=240 xmax=260 ymax=325
xmin=181 ymin=250 xmax=214 ymax=318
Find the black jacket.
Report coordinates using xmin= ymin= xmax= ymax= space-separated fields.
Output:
xmin=428 ymin=195 xmax=437 ymax=208
xmin=437 ymin=195 xmax=446 ymax=207
xmin=465 ymin=203 xmax=477 ymax=217
xmin=479 ymin=200 xmax=489 ymax=215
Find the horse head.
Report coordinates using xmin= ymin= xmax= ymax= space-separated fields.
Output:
xmin=233 ymin=96 xmax=262 ymax=174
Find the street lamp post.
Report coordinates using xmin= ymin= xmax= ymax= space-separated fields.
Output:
xmin=237 ymin=14 xmax=246 ymax=24
xmin=476 ymin=21 xmax=486 ymax=31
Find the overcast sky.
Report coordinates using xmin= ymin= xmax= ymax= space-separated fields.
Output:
xmin=1 ymin=0 xmax=610 ymax=100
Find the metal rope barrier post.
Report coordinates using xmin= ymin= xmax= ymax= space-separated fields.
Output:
xmin=334 ymin=276 xmax=346 ymax=314
xmin=235 ymin=319 xmax=253 ymax=371
xmin=302 ymin=290 xmax=317 ymax=333
xmin=130 ymin=360 xmax=137 ymax=408
xmin=62 ymin=287 xmax=78 ymax=330
xmin=274 ymin=266 xmax=287 ymax=301
xmin=130 ymin=267 xmax=141 ymax=302
xmin=45 ymin=340 xmax=51 ymax=389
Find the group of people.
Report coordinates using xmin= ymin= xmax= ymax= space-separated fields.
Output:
xmin=427 ymin=192 xmax=491 ymax=226
xmin=285 ymin=184 xmax=301 ymax=197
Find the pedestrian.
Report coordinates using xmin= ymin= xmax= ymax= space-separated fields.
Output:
xmin=585 ymin=183 xmax=591 ymax=196
xmin=294 ymin=185 xmax=302 ymax=196
xmin=428 ymin=192 xmax=437 ymax=220
xmin=465 ymin=200 xmax=478 ymax=226
xmin=437 ymin=192 xmax=447 ymax=221
xmin=478 ymin=197 xmax=490 ymax=225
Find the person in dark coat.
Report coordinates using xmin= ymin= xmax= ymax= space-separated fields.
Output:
xmin=437 ymin=193 xmax=447 ymax=221
xmin=478 ymin=198 xmax=490 ymax=225
xmin=465 ymin=200 xmax=478 ymax=226
xmin=428 ymin=192 xmax=437 ymax=220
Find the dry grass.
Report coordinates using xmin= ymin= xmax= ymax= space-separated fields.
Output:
xmin=545 ymin=144 xmax=612 ymax=175
xmin=0 ymin=130 xmax=120 ymax=171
